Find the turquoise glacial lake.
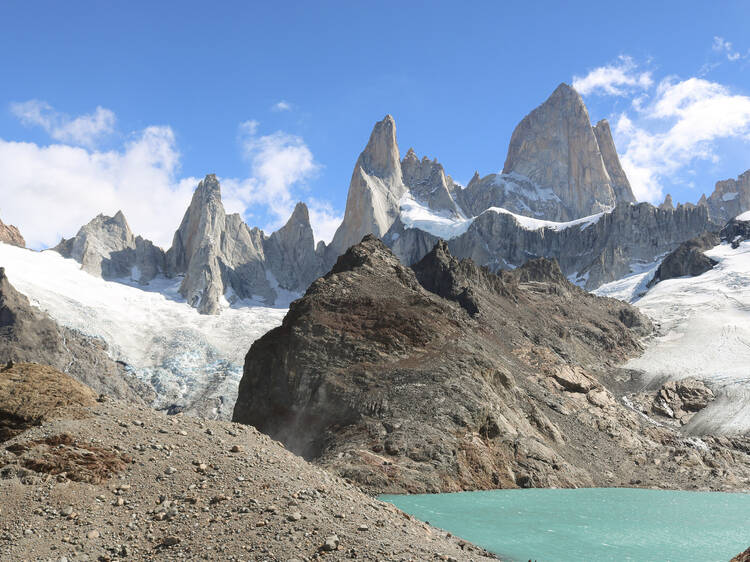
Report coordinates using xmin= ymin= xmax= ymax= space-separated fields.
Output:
xmin=380 ymin=488 xmax=750 ymax=561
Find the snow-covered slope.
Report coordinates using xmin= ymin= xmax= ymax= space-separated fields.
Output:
xmin=0 ymin=242 xmax=288 ymax=419
xmin=399 ymin=191 xmax=608 ymax=241
xmin=596 ymin=241 xmax=750 ymax=435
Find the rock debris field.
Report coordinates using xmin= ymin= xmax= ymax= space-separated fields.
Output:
xmin=0 ymin=364 xmax=494 ymax=561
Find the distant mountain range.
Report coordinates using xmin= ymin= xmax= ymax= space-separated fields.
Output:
xmin=41 ymin=82 xmax=749 ymax=315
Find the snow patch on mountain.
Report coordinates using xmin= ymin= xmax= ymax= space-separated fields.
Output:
xmin=0 ymin=242 xmax=287 ymax=419
xmin=484 ymin=207 xmax=606 ymax=231
xmin=399 ymin=193 xmax=473 ymax=239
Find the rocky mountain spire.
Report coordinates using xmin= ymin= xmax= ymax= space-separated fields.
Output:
xmin=502 ymin=83 xmax=619 ymax=218
xmin=593 ymin=119 xmax=636 ymax=204
xmin=326 ymin=115 xmax=407 ymax=260
xmin=0 ymin=217 xmax=25 ymax=248
xmin=659 ymin=194 xmax=674 ymax=210
xmin=166 ymin=174 xmax=272 ymax=314
xmin=263 ymin=202 xmax=322 ymax=292
xmin=53 ymin=211 xmax=165 ymax=282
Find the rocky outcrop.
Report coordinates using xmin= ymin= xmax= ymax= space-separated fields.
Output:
xmin=0 ymin=218 xmax=24 ymax=248
xmin=699 ymin=169 xmax=750 ymax=224
xmin=659 ymin=194 xmax=674 ymax=211
xmin=720 ymin=216 xmax=750 ymax=248
xmin=648 ymin=232 xmax=720 ymax=287
xmin=234 ymin=237 xmax=750 ymax=494
xmin=652 ymin=379 xmax=715 ymax=424
xmin=262 ymin=202 xmax=322 ymax=293
xmin=234 ymin=236 xmax=750 ymax=496
xmin=326 ymin=115 xmax=407 ymax=261
xmin=53 ymin=211 xmax=165 ymax=283
xmin=499 ymin=83 xmax=619 ymax=219
xmin=0 ymin=268 xmax=150 ymax=403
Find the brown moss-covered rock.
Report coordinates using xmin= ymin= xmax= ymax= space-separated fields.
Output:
xmin=0 ymin=362 xmax=96 ymax=442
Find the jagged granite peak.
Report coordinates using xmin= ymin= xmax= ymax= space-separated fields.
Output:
xmin=659 ymin=193 xmax=674 ymax=210
xmin=0 ymin=217 xmax=25 ymax=248
xmin=166 ymin=174 xmax=273 ymax=314
xmin=401 ymin=148 xmax=464 ymax=217
xmin=0 ymin=268 xmax=151 ymax=403
xmin=53 ymin=211 xmax=165 ymax=283
xmin=263 ymin=202 xmax=323 ymax=292
xmin=359 ymin=114 xmax=401 ymax=181
xmin=327 ymin=116 xmax=408 ymax=260
xmin=699 ymin=168 xmax=750 ymax=223
xmin=593 ymin=119 xmax=636 ymax=204
xmin=501 ymin=83 xmax=619 ymax=219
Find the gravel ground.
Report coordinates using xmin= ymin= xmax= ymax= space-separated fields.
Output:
xmin=0 ymin=395 xmax=496 ymax=561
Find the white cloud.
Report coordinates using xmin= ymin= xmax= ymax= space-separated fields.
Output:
xmin=271 ymin=100 xmax=292 ymax=112
xmin=713 ymin=36 xmax=742 ymax=61
xmin=572 ymin=56 xmax=653 ymax=96
xmin=10 ymin=100 xmax=116 ymax=148
xmin=0 ymin=107 xmax=342 ymax=249
xmin=223 ymin=120 xmax=341 ymax=242
xmin=614 ymin=77 xmax=750 ymax=202
xmin=0 ymin=126 xmax=197 ymax=249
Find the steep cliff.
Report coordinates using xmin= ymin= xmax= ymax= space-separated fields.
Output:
xmin=499 ymin=83 xmax=618 ymax=219
xmin=326 ymin=115 xmax=407 ymax=261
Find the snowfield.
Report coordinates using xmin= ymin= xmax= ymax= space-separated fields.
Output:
xmin=0 ymin=242 xmax=288 ymax=419
xmin=596 ymin=241 xmax=750 ymax=435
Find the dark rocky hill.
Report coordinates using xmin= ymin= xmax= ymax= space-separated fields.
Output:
xmin=234 ymin=236 xmax=750 ymax=494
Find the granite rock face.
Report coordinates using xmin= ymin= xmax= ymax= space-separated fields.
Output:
xmin=166 ymin=175 xmax=271 ymax=314
xmin=387 ymin=202 xmax=715 ymax=289
xmin=699 ymin=169 xmax=750 ymax=223
xmin=56 ymin=174 xmax=324 ymax=315
xmin=401 ymin=148 xmax=463 ymax=217
xmin=53 ymin=212 xmax=165 ymax=283
xmin=0 ymin=218 xmax=24 ymax=248
xmin=326 ymin=115 xmax=407 ymax=262
xmin=499 ymin=83 xmax=619 ymax=219
xmin=0 ymin=268 xmax=151 ymax=403
xmin=263 ymin=202 xmax=323 ymax=294
xmin=593 ymin=119 xmax=636 ymax=204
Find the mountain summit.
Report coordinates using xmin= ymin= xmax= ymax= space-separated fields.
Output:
xmin=501 ymin=83 xmax=626 ymax=218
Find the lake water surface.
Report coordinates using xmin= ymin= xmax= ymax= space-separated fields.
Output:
xmin=380 ymin=488 xmax=750 ymax=561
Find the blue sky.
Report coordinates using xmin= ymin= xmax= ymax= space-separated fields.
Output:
xmin=2 ymin=1 xmax=750 ymax=248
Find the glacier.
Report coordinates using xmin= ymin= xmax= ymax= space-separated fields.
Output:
xmin=597 ymin=240 xmax=750 ymax=434
xmin=0 ymin=242 xmax=288 ymax=419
